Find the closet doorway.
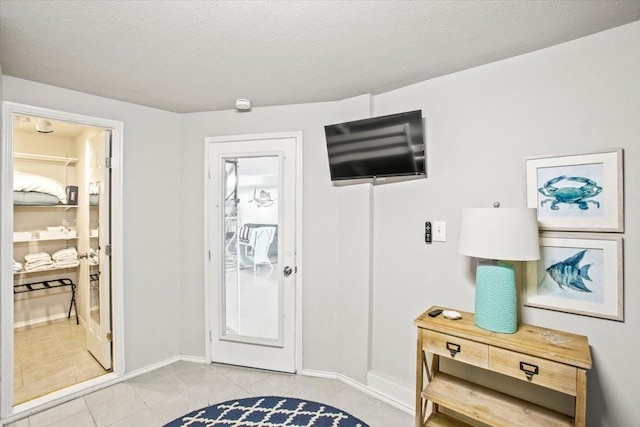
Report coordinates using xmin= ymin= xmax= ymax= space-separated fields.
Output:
xmin=205 ymin=132 xmax=302 ymax=374
xmin=0 ymin=102 xmax=124 ymax=417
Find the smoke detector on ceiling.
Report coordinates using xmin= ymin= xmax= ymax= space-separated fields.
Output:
xmin=36 ymin=119 xmax=54 ymax=133
xmin=235 ymin=98 xmax=251 ymax=111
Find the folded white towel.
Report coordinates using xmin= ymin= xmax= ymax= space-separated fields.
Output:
xmin=52 ymin=247 xmax=78 ymax=261
xmin=25 ymin=258 xmax=53 ymax=267
xmin=24 ymin=252 xmax=51 ymax=263
xmin=24 ymin=260 xmax=55 ymax=271
xmin=13 ymin=260 xmax=22 ymax=273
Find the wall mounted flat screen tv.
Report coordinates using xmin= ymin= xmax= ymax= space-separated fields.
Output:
xmin=324 ymin=110 xmax=425 ymax=182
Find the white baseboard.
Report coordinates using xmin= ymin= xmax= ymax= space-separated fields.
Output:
xmin=300 ymin=369 xmax=414 ymax=415
xmin=180 ymin=355 xmax=209 ymax=364
xmin=123 ymin=355 xmax=183 ymax=378
xmin=366 ymin=370 xmax=414 ymax=411
xmin=13 ymin=312 xmax=75 ymax=330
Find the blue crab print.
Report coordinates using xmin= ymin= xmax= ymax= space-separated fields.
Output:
xmin=538 ymin=175 xmax=602 ymax=210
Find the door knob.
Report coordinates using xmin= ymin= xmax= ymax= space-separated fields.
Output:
xmin=283 ymin=266 xmax=292 ymax=277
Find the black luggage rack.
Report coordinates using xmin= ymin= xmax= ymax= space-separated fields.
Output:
xmin=13 ymin=278 xmax=78 ymax=325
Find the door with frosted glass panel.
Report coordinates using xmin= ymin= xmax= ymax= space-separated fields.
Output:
xmin=207 ymin=135 xmax=296 ymax=373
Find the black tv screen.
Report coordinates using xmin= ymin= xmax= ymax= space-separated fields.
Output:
xmin=324 ymin=110 xmax=425 ymax=181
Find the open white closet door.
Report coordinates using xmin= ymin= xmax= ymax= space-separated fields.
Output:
xmin=85 ymin=130 xmax=112 ymax=370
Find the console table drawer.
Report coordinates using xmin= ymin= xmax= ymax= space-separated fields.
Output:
xmin=424 ymin=330 xmax=488 ymax=369
xmin=489 ymin=347 xmax=577 ymax=395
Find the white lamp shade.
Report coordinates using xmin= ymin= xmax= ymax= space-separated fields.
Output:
xmin=458 ymin=208 xmax=540 ymax=261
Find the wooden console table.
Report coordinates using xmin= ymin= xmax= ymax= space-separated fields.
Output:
xmin=415 ymin=306 xmax=592 ymax=426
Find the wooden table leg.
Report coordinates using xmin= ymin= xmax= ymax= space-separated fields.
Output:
xmin=416 ymin=329 xmax=424 ymax=427
xmin=575 ymin=369 xmax=587 ymax=427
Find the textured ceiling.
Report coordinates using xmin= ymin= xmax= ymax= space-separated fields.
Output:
xmin=1 ymin=1 xmax=639 ymax=113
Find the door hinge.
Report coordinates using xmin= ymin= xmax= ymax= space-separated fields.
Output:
xmin=105 ymin=244 xmax=112 ymax=256
xmin=105 ymin=157 xmax=113 ymax=168
xmin=209 ymin=330 xmax=212 ymax=341
xmin=208 ymin=250 xmax=211 ymax=261
xmin=107 ymin=331 xmax=113 ymax=341
xmin=208 ymin=168 xmax=211 ymax=179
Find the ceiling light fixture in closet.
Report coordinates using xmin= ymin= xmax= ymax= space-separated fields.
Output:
xmin=36 ymin=119 xmax=54 ymax=133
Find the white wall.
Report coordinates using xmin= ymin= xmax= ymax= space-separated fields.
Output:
xmin=370 ymin=21 xmax=639 ymax=424
xmin=1 ymin=77 xmax=183 ymax=372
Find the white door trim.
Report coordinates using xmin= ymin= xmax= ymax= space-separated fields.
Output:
xmin=203 ymin=131 xmax=303 ymax=373
xmin=0 ymin=102 xmax=125 ymax=419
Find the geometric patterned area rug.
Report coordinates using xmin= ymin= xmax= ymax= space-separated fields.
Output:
xmin=163 ymin=396 xmax=369 ymax=426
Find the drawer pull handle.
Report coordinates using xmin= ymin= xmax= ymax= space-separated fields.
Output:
xmin=520 ymin=362 xmax=539 ymax=380
xmin=446 ymin=342 xmax=461 ymax=358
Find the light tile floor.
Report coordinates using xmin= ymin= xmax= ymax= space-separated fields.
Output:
xmin=7 ymin=361 xmax=414 ymax=427
xmin=14 ymin=319 xmax=108 ymax=404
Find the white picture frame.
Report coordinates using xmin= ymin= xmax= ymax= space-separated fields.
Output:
xmin=524 ymin=233 xmax=624 ymax=321
xmin=524 ymin=148 xmax=623 ymax=232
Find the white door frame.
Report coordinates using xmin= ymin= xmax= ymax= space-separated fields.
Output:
xmin=0 ymin=102 xmax=125 ymax=419
xmin=204 ymin=131 xmax=303 ymax=373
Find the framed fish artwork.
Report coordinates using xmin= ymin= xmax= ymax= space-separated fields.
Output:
xmin=524 ymin=148 xmax=623 ymax=232
xmin=524 ymin=232 xmax=624 ymax=321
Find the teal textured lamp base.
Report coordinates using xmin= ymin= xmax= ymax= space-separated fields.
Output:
xmin=475 ymin=261 xmax=517 ymax=334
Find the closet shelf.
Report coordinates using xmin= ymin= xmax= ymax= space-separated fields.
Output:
xmin=14 ymin=205 xmax=77 ymax=210
xmin=14 ymin=265 xmax=80 ymax=276
xmin=14 ymin=152 xmax=79 ymax=165
xmin=14 ymin=237 xmax=79 ymax=244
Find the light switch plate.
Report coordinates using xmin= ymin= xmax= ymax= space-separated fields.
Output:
xmin=433 ymin=221 xmax=446 ymax=242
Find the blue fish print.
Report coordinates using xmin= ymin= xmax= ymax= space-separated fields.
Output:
xmin=546 ymin=249 xmax=593 ymax=292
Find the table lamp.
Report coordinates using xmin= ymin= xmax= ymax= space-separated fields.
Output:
xmin=458 ymin=204 xmax=540 ymax=333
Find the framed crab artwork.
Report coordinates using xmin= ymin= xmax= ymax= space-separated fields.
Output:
xmin=524 ymin=148 xmax=623 ymax=232
xmin=524 ymin=232 xmax=623 ymax=321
